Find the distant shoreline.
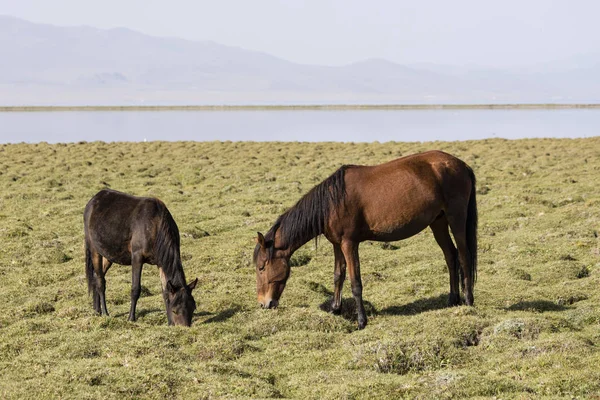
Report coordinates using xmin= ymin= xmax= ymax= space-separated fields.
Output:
xmin=1 ymin=104 xmax=600 ymax=112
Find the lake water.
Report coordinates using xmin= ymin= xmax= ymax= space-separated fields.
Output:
xmin=0 ymin=109 xmax=599 ymax=144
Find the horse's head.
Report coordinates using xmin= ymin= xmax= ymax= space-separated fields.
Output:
xmin=166 ymin=278 xmax=198 ymax=326
xmin=254 ymin=232 xmax=290 ymax=309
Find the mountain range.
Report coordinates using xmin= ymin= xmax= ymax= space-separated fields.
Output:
xmin=1 ymin=15 xmax=599 ymax=105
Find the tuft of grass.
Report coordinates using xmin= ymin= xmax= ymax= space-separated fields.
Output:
xmin=576 ymin=265 xmax=591 ymax=279
xmin=357 ymin=340 xmax=451 ymax=375
xmin=289 ymin=253 xmax=312 ymax=267
xmin=23 ymin=301 xmax=56 ymax=316
xmin=42 ymin=248 xmax=73 ymax=264
xmin=183 ymin=226 xmax=211 ymax=239
xmin=380 ymin=242 xmax=400 ymax=250
xmin=492 ymin=319 xmax=541 ymax=340
xmin=512 ymin=268 xmax=532 ymax=281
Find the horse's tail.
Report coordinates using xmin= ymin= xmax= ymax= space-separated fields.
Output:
xmin=85 ymin=240 xmax=94 ymax=295
xmin=466 ymin=166 xmax=478 ymax=284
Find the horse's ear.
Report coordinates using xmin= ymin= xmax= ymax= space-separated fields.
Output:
xmin=256 ymin=232 xmax=266 ymax=248
xmin=188 ymin=278 xmax=198 ymax=291
xmin=166 ymin=280 xmax=177 ymax=294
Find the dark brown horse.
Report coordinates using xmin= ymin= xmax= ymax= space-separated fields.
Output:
xmin=254 ymin=150 xmax=477 ymax=329
xmin=84 ymin=189 xmax=198 ymax=326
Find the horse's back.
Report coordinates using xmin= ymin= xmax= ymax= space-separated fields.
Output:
xmin=84 ymin=189 xmax=163 ymax=264
xmin=364 ymin=150 xmax=467 ymax=178
xmin=86 ymin=188 xmax=163 ymax=215
xmin=336 ymin=151 xmax=473 ymax=241
xmin=348 ymin=151 xmax=471 ymax=198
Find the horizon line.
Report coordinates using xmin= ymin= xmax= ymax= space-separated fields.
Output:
xmin=2 ymin=104 xmax=600 ymax=112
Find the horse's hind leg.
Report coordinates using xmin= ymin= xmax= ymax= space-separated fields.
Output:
xmin=101 ymin=258 xmax=112 ymax=314
xmin=448 ymin=213 xmax=474 ymax=306
xmin=430 ymin=215 xmax=461 ymax=306
xmin=89 ymin=250 xmax=101 ymax=314
xmin=92 ymin=258 xmax=112 ymax=313
xmin=103 ymin=258 xmax=112 ymax=274
xmin=90 ymin=257 xmax=113 ymax=314
xmin=92 ymin=287 xmax=101 ymax=314
xmin=91 ymin=252 xmax=110 ymax=315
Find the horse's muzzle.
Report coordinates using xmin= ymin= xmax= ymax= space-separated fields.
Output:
xmin=260 ymin=299 xmax=278 ymax=309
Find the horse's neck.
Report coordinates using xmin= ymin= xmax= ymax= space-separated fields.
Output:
xmin=273 ymin=223 xmax=313 ymax=257
xmin=163 ymin=258 xmax=186 ymax=286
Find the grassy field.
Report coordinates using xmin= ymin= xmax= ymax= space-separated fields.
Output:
xmin=0 ymin=138 xmax=599 ymax=399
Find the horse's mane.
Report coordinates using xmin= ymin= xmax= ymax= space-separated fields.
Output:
xmin=254 ymin=165 xmax=352 ymax=262
xmin=155 ymin=202 xmax=186 ymax=287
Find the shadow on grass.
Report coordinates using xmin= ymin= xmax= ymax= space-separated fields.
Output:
xmin=310 ymin=280 xmax=447 ymax=320
xmin=319 ymin=297 xmax=377 ymax=322
xmin=203 ymin=305 xmax=242 ymax=324
xmin=114 ymin=308 xmax=162 ymax=319
xmin=115 ymin=308 xmax=216 ymax=325
xmin=378 ymin=294 xmax=449 ymax=316
xmin=309 ymin=280 xmax=378 ymax=321
xmin=505 ymin=300 xmax=568 ymax=312
xmin=195 ymin=310 xmax=212 ymax=317
xmin=305 ymin=281 xmax=333 ymax=297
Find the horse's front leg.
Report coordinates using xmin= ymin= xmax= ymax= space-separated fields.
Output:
xmin=159 ymin=267 xmax=174 ymax=325
xmin=128 ymin=254 xmax=143 ymax=322
xmin=341 ymin=240 xmax=367 ymax=329
xmin=331 ymin=243 xmax=347 ymax=315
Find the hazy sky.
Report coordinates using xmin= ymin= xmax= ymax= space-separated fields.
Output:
xmin=1 ymin=0 xmax=598 ymax=67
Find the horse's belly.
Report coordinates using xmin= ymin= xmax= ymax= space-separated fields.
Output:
xmin=368 ymin=218 xmax=431 ymax=242
xmin=357 ymin=183 xmax=442 ymax=242
xmin=90 ymin=231 xmax=133 ymax=265
xmin=97 ymin=243 xmax=132 ymax=265
xmin=106 ymin=253 xmax=132 ymax=265
xmin=361 ymin=199 xmax=440 ymax=242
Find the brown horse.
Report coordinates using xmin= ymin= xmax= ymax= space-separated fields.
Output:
xmin=84 ymin=189 xmax=198 ymax=326
xmin=254 ymin=150 xmax=477 ymax=329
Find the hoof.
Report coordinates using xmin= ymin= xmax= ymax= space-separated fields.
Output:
xmin=330 ymin=306 xmax=342 ymax=315
xmin=447 ymin=293 xmax=461 ymax=307
xmin=465 ymin=293 xmax=474 ymax=306
xmin=357 ymin=318 xmax=367 ymax=330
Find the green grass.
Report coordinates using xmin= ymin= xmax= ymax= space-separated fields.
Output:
xmin=0 ymin=138 xmax=599 ymax=399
